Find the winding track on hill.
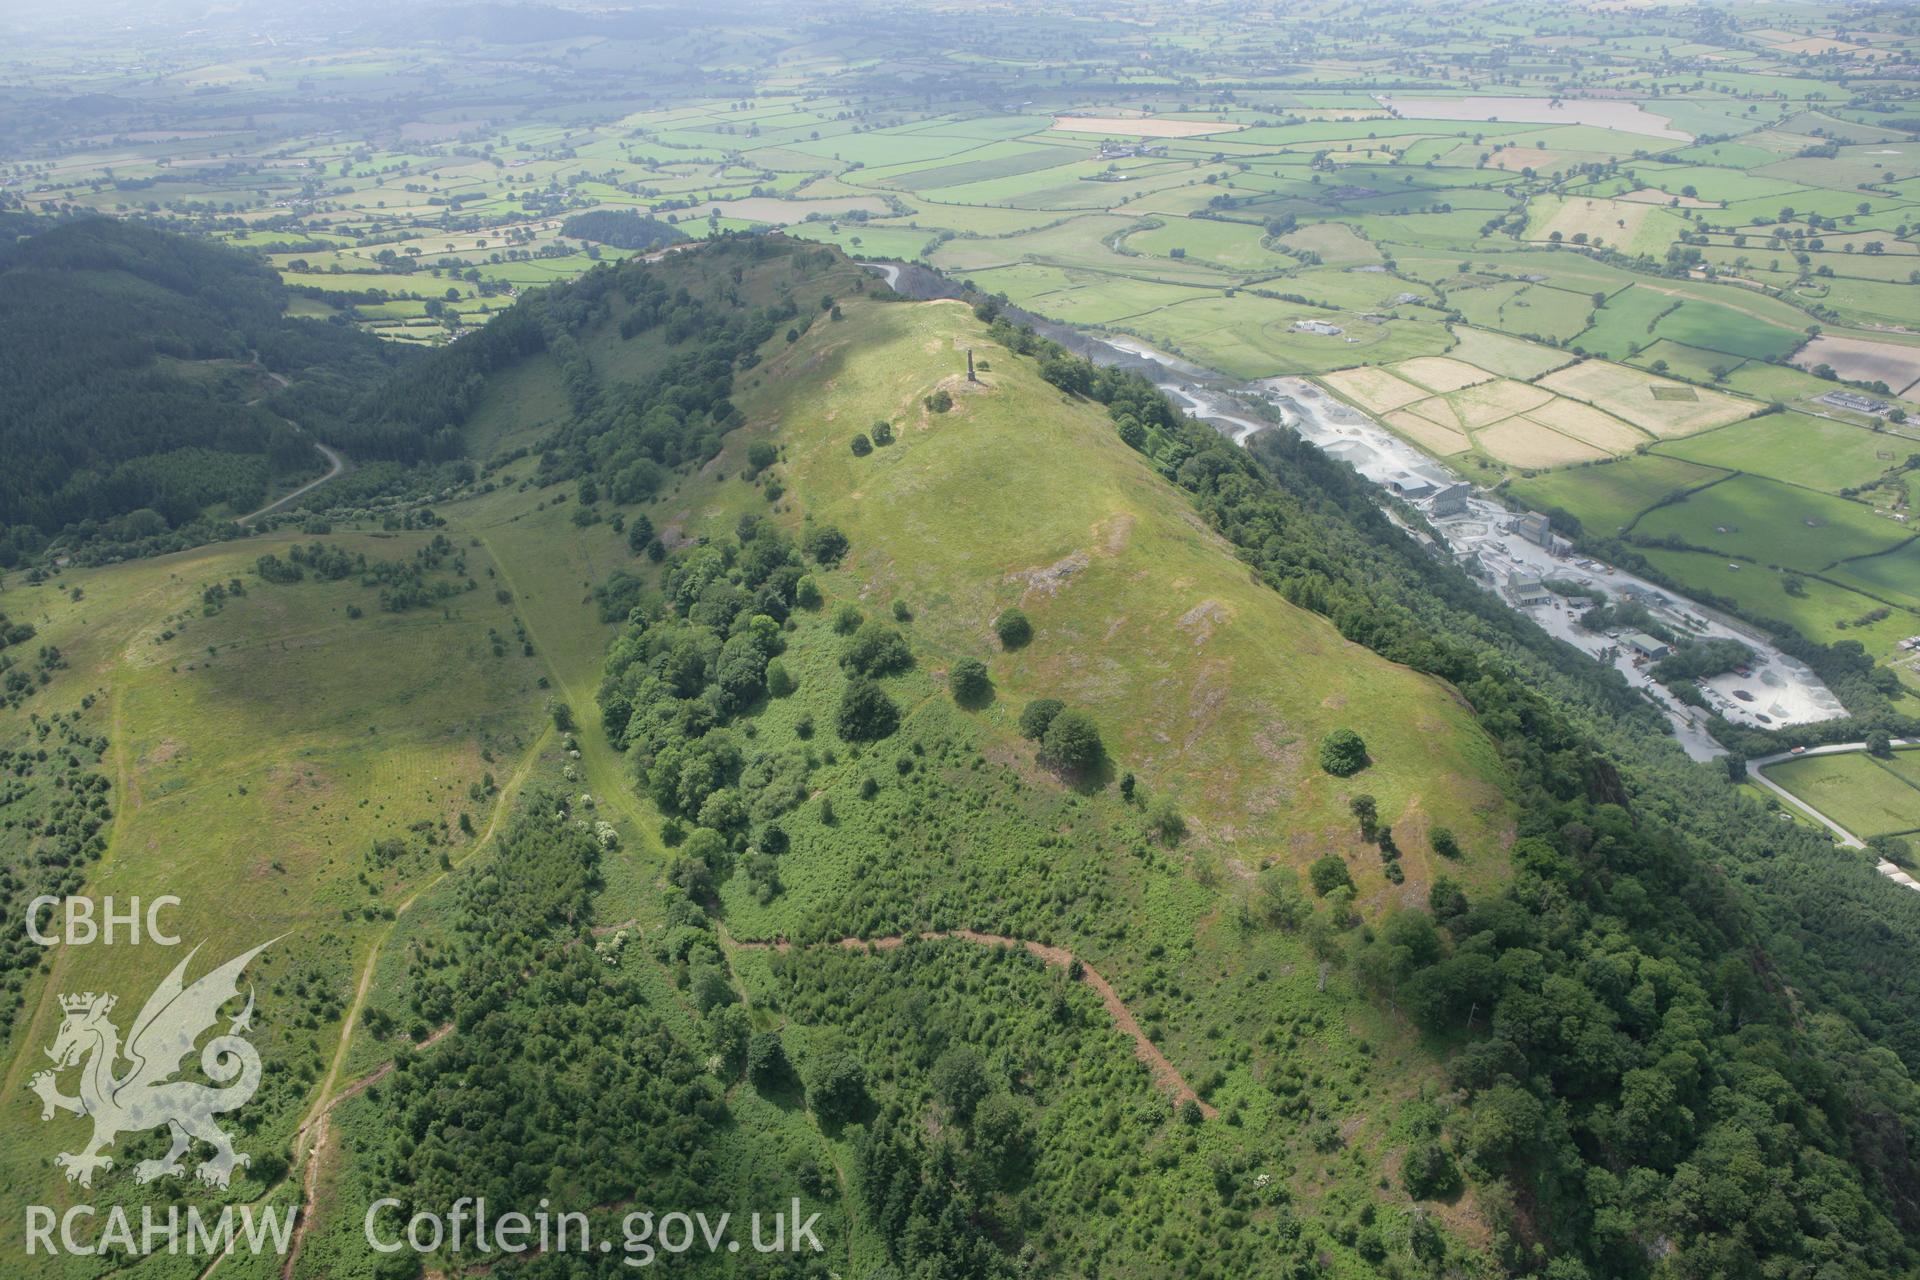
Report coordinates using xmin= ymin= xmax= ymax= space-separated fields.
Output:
xmin=238 ymin=441 xmax=347 ymax=524
xmin=235 ymin=367 xmax=348 ymax=524
xmin=729 ymin=929 xmax=1218 ymax=1119
xmin=192 ymin=725 xmax=552 ymax=1280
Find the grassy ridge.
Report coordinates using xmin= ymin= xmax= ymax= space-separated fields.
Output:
xmin=706 ymin=293 xmax=1513 ymax=896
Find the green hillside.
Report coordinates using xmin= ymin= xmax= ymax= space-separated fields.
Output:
xmin=6 ymin=235 xmax=1920 ymax=1280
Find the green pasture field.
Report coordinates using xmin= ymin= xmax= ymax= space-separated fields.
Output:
xmin=1342 ymin=208 xmax=1515 ymax=251
xmin=1123 ymin=293 xmax=1453 ymax=379
xmin=1757 ymin=149 xmax=1919 ymax=191
xmin=1278 ymin=221 xmax=1383 ymax=265
xmin=1635 ymin=546 xmax=1918 ymax=655
xmin=1447 ymin=325 xmax=1576 ymax=380
xmin=1480 ymin=256 xmax=1639 ymax=301
xmin=869 ymin=142 xmax=1081 ymax=193
xmin=1764 ymin=752 xmax=1920 ymax=839
xmin=784 ymin=221 xmax=938 ymax=260
xmin=1653 ymin=299 xmax=1802 ymax=361
xmin=1817 ymin=278 xmax=1920 ymax=331
xmin=1720 ymin=360 xmax=1851 ymax=407
xmin=1629 ymin=339 xmax=1746 ymax=383
xmin=1619 ymin=162 xmax=1805 ymax=204
xmin=1722 ymin=187 xmax=1915 ymax=226
xmin=1452 ymin=280 xmax=1595 ymax=342
xmin=1508 ymin=452 xmax=1726 ymax=532
xmin=927 ymin=160 xmax=1204 ymax=211
xmin=1653 ymin=411 xmax=1900 ymax=494
xmin=1104 ymin=183 xmax=1233 ymax=217
xmin=1830 ymin=543 xmax=1920 ymax=613
xmin=1634 ymin=473 xmax=1910 ymax=570
xmin=1285 ymin=265 xmax=1441 ymax=312
xmin=1120 ymin=216 xmax=1300 ymax=273
xmin=1779 ymin=250 xmax=1920 ymax=287
xmin=930 ymin=214 xmax=1225 ymax=284
xmin=1576 ymin=286 xmax=1680 ymax=359
xmin=1876 ymin=748 xmax=1920 ymax=796
xmin=887 ymin=202 xmax=1073 ymax=236
xmin=959 ymin=262 xmax=1211 ymax=325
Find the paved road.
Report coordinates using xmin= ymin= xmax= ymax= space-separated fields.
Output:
xmin=1748 ymin=740 xmax=1920 ymax=891
xmin=238 ymin=440 xmax=346 ymax=524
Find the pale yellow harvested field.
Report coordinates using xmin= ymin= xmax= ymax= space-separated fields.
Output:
xmin=1407 ymin=397 xmax=1465 ymax=430
xmin=1476 ymin=419 xmax=1606 ymax=468
xmin=1281 ymin=222 xmax=1380 ymax=265
xmin=1385 ymin=410 xmax=1471 ymax=455
xmin=1793 ymin=335 xmax=1920 ymax=395
xmin=1534 ymin=196 xmax=1654 ymax=247
xmin=1051 ymin=115 xmax=1244 ymax=138
xmin=1452 ymin=378 xmax=1554 ymax=428
xmin=1523 ymin=399 xmax=1651 ymax=453
xmin=1392 ymin=356 xmax=1495 ymax=393
xmin=1447 ymin=326 xmax=1573 ymax=380
xmin=1538 ymin=360 xmax=1756 ymax=437
xmin=1323 ymin=366 xmax=1427 ymax=413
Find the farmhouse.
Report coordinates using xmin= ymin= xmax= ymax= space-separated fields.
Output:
xmin=1292 ymin=319 xmax=1344 ymax=336
xmin=1820 ymin=390 xmax=1890 ymax=415
xmin=1625 ymin=632 xmax=1671 ymax=661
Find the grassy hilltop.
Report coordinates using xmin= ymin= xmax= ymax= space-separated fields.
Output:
xmin=292 ymin=241 xmax=1518 ymax=1279
xmin=7 ymin=235 xmax=1920 ymax=1280
xmin=0 ymin=237 xmax=1515 ymax=1277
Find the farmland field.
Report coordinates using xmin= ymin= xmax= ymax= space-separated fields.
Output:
xmin=1832 ymin=542 xmax=1920 ymax=612
xmin=1509 ymin=452 xmax=1731 ymax=533
xmin=1633 ymin=473 xmax=1912 ymax=570
xmin=1794 ymin=335 xmax=1920 ymax=395
xmin=1764 ymin=751 xmax=1920 ymax=838
xmin=1654 ymin=411 xmax=1904 ymax=493
xmin=1636 ymin=546 xmax=1919 ymax=654
xmin=1475 ymin=417 xmax=1605 ymax=468
xmin=1538 ymin=359 xmax=1759 ymax=436
xmin=1446 ymin=325 xmax=1576 ymax=380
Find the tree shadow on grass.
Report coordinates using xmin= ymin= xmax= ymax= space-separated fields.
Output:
xmin=953 ymin=682 xmax=997 ymax=712
xmin=1054 ymin=753 xmax=1114 ymax=797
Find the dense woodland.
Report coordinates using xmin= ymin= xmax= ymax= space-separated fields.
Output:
xmin=0 ymin=214 xmax=412 ymax=563
xmin=348 ymin=794 xmax=762 ymax=1279
xmin=559 ymin=210 xmax=689 ymax=252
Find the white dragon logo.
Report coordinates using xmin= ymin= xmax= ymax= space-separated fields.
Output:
xmin=28 ymin=939 xmax=274 ymax=1189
